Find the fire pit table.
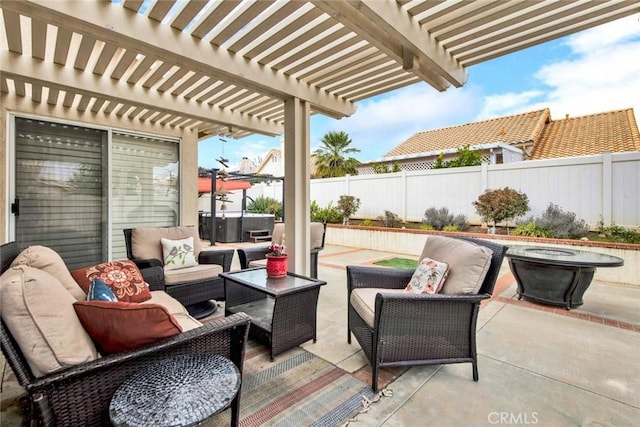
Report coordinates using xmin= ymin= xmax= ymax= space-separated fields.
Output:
xmin=505 ymin=245 xmax=624 ymax=310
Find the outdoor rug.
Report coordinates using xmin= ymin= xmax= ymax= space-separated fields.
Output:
xmin=205 ymin=339 xmax=377 ymax=427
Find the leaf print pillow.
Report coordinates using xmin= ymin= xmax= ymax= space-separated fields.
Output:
xmin=405 ymin=257 xmax=450 ymax=294
xmin=161 ymin=237 xmax=198 ymax=271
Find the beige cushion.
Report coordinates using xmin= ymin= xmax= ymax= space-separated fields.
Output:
xmin=271 ymin=222 xmax=324 ymax=249
xmin=143 ymin=291 xmax=202 ymax=331
xmin=144 ymin=290 xmax=190 ymax=316
xmin=419 ymin=236 xmax=493 ymax=294
xmin=0 ymin=266 xmax=98 ymax=377
xmin=248 ymin=259 xmax=267 ymax=268
xmin=350 ymin=287 xmax=407 ymax=327
xmin=131 ymin=226 xmax=202 ymax=261
xmin=10 ymin=245 xmax=86 ymax=301
xmin=163 ymin=263 xmax=223 ymax=285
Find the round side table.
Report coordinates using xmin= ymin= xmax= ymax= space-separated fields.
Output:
xmin=110 ymin=353 xmax=240 ymax=426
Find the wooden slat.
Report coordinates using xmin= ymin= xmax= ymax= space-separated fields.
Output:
xmin=74 ymin=35 xmax=96 ymax=70
xmin=110 ymin=49 xmax=138 ymax=79
xmin=3 ymin=9 xmax=22 ymax=53
xmin=31 ymin=18 xmax=47 ymax=60
xmin=147 ymin=0 xmax=176 ymax=22
xmin=127 ymin=55 xmax=156 ymax=84
xmin=170 ymin=0 xmax=208 ymax=31
xmin=92 ymin=42 xmax=118 ymax=75
xmin=53 ymin=27 xmax=73 ymax=65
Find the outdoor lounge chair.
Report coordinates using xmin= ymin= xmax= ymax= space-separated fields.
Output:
xmin=346 ymin=235 xmax=507 ymax=391
xmin=237 ymin=222 xmax=326 ymax=278
xmin=0 ymin=241 xmax=251 ymax=426
xmin=124 ymin=226 xmax=234 ymax=319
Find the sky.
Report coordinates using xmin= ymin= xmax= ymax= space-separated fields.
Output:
xmin=198 ymin=15 xmax=640 ymax=170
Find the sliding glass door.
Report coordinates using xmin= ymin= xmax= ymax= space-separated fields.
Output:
xmin=12 ymin=117 xmax=180 ymax=268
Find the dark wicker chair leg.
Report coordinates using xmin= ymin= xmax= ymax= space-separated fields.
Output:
xmin=473 ymin=361 xmax=479 ymax=381
xmin=372 ymin=362 xmax=379 ymax=392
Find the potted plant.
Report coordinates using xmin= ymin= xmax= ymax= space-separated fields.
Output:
xmin=265 ymin=243 xmax=287 ymax=277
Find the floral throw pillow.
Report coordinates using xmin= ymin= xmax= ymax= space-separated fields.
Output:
xmin=161 ymin=237 xmax=198 ymax=271
xmin=405 ymin=257 xmax=450 ymax=294
xmin=71 ymin=260 xmax=151 ymax=303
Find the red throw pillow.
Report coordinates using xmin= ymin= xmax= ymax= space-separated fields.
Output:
xmin=73 ymin=301 xmax=182 ymax=354
xmin=71 ymin=260 xmax=151 ymax=302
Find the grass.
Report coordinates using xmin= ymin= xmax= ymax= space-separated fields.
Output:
xmin=374 ymin=257 xmax=418 ymax=269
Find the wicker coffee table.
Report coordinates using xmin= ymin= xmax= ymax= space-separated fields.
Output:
xmin=110 ymin=353 xmax=240 ymax=426
xmin=221 ymin=268 xmax=326 ymax=361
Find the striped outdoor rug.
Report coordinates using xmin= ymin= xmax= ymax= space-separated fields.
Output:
xmin=206 ymin=340 xmax=376 ymax=427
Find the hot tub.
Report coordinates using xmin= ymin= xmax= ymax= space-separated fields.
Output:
xmin=199 ymin=212 xmax=275 ymax=243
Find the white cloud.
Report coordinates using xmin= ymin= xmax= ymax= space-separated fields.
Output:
xmin=313 ymin=83 xmax=482 ymax=160
xmin=479 ymin=16 xmax=640 ymax=121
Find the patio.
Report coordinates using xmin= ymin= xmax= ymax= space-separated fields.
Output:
xmin=3 ymin=241 xmax=638 ymax=426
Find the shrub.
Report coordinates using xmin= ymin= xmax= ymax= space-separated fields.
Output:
xmin=423 ymin=207 xmax=469 ymax=231
xmin=377 ymin=210 xmax=402 ymax=228
xmin=360 ymin=219 xmax=373 ymax=227
xmin=420 ymin=223 xmax=434 ymax=230
xmin=310 ymin=200 xmax=343 ymax=224
xmin=512 ymin=222 xmax=552 ymax=238
xmin=337 ymin=195 xmax=361 ymax=225
xmin=596 ymin=223 xmax=640 ymax=244
xmin=473 ymin=187 xmax=529 ymax=228
xmin=443 ymin=224 xmax=459 ymax=232
xmin=247 ymin=196 xmax=282 ymax=220
xmin=535 ymin=204 xmax=589 ymax=239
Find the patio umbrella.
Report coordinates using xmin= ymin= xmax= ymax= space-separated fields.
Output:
xmin=198 ymin=177 xmax=251 ymax=194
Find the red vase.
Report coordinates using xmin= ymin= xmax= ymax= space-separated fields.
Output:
xmin=265 ymin=254 xmax=288 ymax=278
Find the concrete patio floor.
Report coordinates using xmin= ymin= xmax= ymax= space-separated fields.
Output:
xmin=1 ymin=242 xmax=639 ymax=426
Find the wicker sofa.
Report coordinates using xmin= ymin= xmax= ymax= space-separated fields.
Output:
xmin=124 ymin=226 xmax=235 ymax=319
xmin=0 ymin=241 xmax=250 ymax=426
xmin=346 ymin=236 xmax=507 ymax=391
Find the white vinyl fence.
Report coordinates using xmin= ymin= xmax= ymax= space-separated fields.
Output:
xmin=241 ymin=152 xmax=639 ymax=229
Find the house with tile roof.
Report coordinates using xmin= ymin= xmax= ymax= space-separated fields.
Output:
xmin=358 ymin=108 xmax=640 ymax=174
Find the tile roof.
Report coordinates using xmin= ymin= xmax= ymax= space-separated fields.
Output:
xmin=529 ymin=109 xmax=640 ymax=159
xmin=384 ymin=109 xmax=550 ymax=158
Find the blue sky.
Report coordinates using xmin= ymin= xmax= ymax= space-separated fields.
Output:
xmin=199 ymin=15 xmax=640 ymax=169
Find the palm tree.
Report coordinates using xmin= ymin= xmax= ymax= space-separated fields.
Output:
xmin=312 ymin=131 xmax=361 ymax=178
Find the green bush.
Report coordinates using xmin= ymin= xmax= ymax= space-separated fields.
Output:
xmin=473 ymin=187 xmax=529 ymax=227
xmin=420 ymin=223 xmax=434 ymax=230
xmin=432 ymin=145 xmax=483 ymax=169
xmin=423 ymin=207 xmax=469 ymax=231
xmin=360 ymin=219 xmax=374 ymax=227
xmin=535 ymin=204 xmax=589 ymax=239
xmin=310 ymin=200 xmax=343 ymax=224
xmin=377 ymin=210 xmax=402 ymax=228
xmin=443 ymin=224 xmax=459 ymax=232
xmin=596 ymin=223 xmax=640 ymax=244
xmin=247 ymin=196 xmax=282 ymax=220
xmin=512 ymin=222 xmax=551 ymax=238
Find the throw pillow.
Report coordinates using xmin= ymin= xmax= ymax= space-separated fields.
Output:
xmin=73 ymin=301 xmax=183 ymax=354
xmin=87 ymin=278 xmax=118 ymax=302
xmin=0 ymin=265 xmax=98 ymax=377
xmin=405 ymin=257 xmax=450 ymax=294
xmin=161 ymin=237 xmax=198 ymax=271
xmin=10 ymin=245 xmax=87 ymax=300
xmin=71 ymin=260 xmax=151 ymax=303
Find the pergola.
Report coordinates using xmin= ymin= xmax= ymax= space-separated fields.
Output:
xmin=1 ymin=0 xmax=638 ymax=275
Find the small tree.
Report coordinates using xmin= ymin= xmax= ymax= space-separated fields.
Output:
xmin=473 ymin=187 xmax=529 ymax=233
xmin=337 ymin=195 xmax=361 ymax=225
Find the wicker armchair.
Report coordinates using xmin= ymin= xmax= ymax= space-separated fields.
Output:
xmin=124 ymin=227 xmax=234 ymax=319
xmin=237 ymin=222 xmax=326 ymax=278
xmin=346 ymin=236 xmax=507 ymax=391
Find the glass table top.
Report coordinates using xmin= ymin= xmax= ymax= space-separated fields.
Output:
xmin=220 ymin=268 xmax=326 ymax=295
